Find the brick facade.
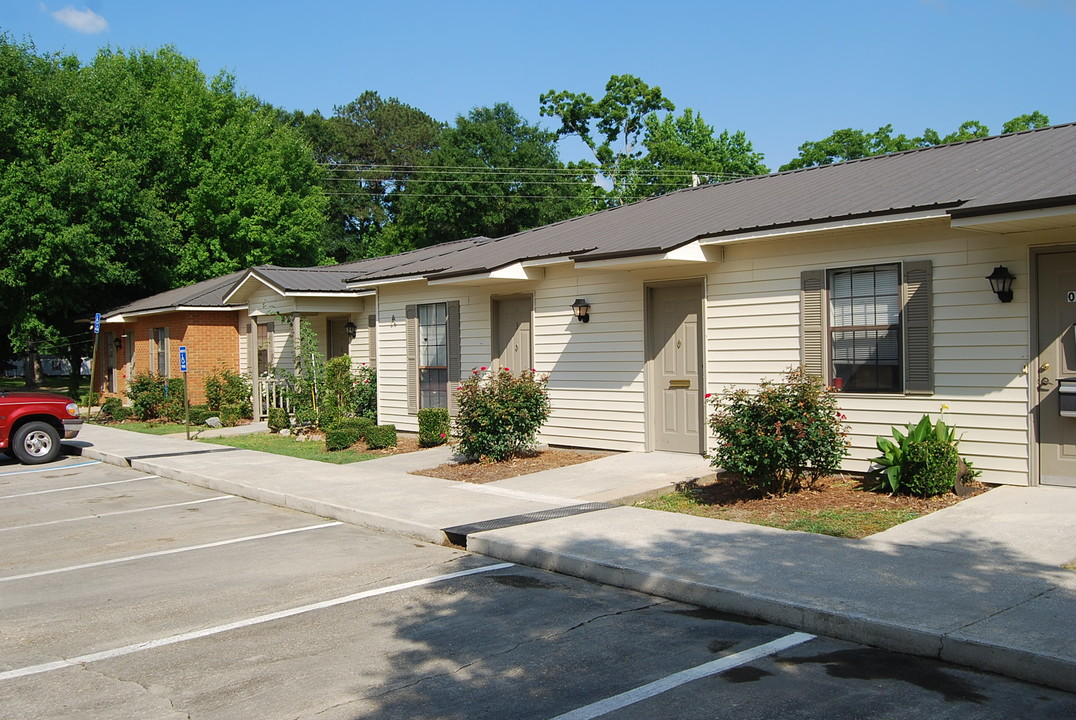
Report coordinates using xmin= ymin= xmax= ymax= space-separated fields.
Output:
xmin=93 ymin=311 xmax=240 ymax=406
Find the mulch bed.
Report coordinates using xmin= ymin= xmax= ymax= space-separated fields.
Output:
xmin=671 ymin=472 xmax=987 ymax=525
xmin=412 ymin=448 xmax=613 ymax=484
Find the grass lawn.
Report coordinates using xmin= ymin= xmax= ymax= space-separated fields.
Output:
xmin=638 ymin=491 xmax=921 ymax=538
xmin=199 ymin=433 xmax=382 ymax=464
xmin=635 ymin=474 xmax=974 ymax=539
xmin=1 ymin=376 xmax=88 ymax=396
xmin=99 ymin=421 xmax=190 ymax=436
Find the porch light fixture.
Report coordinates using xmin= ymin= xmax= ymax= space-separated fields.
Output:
xmin=986 ymin=266 xmax=1015 ymax=303
xmin=113 ymin=338 xmax=122 ymax=350
xmin=345 ymin=321 xmax=357 ymax=339
xmin=570 ymin=298 xmax=591 ymax=323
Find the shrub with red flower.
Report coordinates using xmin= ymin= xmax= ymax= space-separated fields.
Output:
xmin=454 ymin=367 xmax=551 ymax=462
xmin=707 ymin=366 xmax=849 ymax=496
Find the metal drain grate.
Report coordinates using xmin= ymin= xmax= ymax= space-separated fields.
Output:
xmin=442 ymin=502 xmax=615 ymax=547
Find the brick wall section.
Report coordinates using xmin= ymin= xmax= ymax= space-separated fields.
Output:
xmin=94 ymin=311 xmax=240 ymax=406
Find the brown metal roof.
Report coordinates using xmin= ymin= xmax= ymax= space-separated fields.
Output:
xmin=345 ymin=122 xmax=1076 ymax=283
xmin=102 ymin=271 xmax=246 ymax=318
xmin=106 ymin=122 xmax=1076 ymax=314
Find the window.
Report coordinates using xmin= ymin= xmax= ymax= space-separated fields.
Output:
xmin=406 ymin=301 xmax=460 ymax=414
xmin=418 ymin=303 xmax=448 ymax=409
xmin=256 ymin=322 xmax=273 ymax=375
xmin=801 ymin=261 xmax=932 ymax=395
xmin=829 ymin=264 xmax=901 ymax=393
xmin=151 ymin=327 xmax=169 ymax=376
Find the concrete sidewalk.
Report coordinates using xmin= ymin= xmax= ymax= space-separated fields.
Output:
xmin=70 ymin=424 xmax=1076 ymax=694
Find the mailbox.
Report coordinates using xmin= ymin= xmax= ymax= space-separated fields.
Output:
xmin=1058 ymin=378 xmax=1076 ymax=417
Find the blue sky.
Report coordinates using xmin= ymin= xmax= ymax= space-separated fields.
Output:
xmin=3 ymin=0 xmax=1075 ymax=169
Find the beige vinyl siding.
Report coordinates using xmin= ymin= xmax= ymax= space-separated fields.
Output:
xmin=705 ymin=218 xmax=1033 ymax=486
xmin=377 ymin=285 xmax=494 ymax=432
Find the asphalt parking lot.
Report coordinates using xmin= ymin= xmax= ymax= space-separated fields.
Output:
xmin=2 ymin=455 xmax=1075 ymax=720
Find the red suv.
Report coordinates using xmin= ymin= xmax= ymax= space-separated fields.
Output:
xmin=0 ymin=390 xmax=83 ymax=464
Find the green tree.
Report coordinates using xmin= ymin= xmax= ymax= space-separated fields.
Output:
xmin=781 ymin=112 xmax=1052 ymax=171
xmin=540 ymin=74 xmax=675 ymax=204
xmin=293 ymin=91 xmax=441 ymax=261
xmin=390 ymin=103 xmax=595 ymax=248
xmin=1002 ymin=111 xmax=1051 ymax=134
xmin=0 ymin=37 xmax=326 ymax=381
xmin=625 ymin=109 xmax=768 ymax=198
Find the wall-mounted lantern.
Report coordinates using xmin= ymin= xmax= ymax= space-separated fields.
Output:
xmin=113 ymin=337 xmax=122 ymax=350
xmin=986 ymin=266 xmax=1015 ymax=303
xmin=570 ymin=298 xmax=591 ymax=323
xmin=345 ymin=321 xmax=357 ymax=339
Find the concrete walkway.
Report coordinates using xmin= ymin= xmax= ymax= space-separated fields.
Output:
xmin=69 ymin=424 xmax=1076 ymax=694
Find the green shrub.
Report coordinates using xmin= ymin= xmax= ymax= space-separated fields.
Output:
xmin=82 ymin=391 xmax=100 ymax=408
xmin=332 ymin=416 xmax=375 ymax=437
xmin=417 ymin=407 xmax=450 ymax=447
xmin=708 ymin=367 xmax=849 ymax=496
xmin=870 ymin=413 xmax=973 ymax=497
xmin=454 ymin=367 xmax=551 ymax=462
xmin=365 ymin=424 xmax=397 ymax=449
xmin=188 ymin=405 xmax=212 ymax=425
xmin=267 ymin=407 xmax=289 ymax=433
xmin=353 ymin=364 xmax=377 ymax=421
xmin=325 ymin=427 xmax=361 ymax=451
xmin=900 ymin=440 xmax=959 ymax=497
xmin=100 ymin=396 xmax=124 ymax=421
xmin=127 ymin=375 xmax=184 ymax=421
xmin=219 ymin=402 xmax=246 ymax=427
xmin=204 ymin=367 xmax=251 ymax=413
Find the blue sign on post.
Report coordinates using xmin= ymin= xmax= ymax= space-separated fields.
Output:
xmin=178 ymin=346 xmax=188 ymax=373
xmin=93 ymin=312 xmax=101 ymax=335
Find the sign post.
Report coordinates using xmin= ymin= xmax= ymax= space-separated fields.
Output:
xmin=88 ymin=313 xmax=101 ymax=418
xmin=179 ymin=345 xmax=190 ymax=440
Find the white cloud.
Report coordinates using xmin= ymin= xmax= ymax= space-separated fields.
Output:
xmin=49 ymin=5 xmax=109 ymax=34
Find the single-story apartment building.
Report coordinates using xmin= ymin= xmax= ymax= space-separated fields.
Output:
xmin=99 ymin=122 xmax=1076 ymax=488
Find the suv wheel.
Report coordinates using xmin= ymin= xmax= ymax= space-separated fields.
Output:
xmin=12 ymin=421 xmax=61 ymax=464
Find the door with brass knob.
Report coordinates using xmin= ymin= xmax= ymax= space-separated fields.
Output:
xmin=1035 ymin=251 xmax=1076 ymax=486
xmin=646 ymin=282 xmax=704 ymax=454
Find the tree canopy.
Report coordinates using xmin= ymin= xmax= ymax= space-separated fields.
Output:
xmin=780 ymin=112 xmax=1052 ymax=171
xmin=541 ymin=74 xmax=767 ymax=203
xmin=387 ymin=103 xmax=596 ymax=249
xmin=0 ymin=36 xmax=326 ymax=362
xmin=292 ymin=91 xmax=442 ymax=261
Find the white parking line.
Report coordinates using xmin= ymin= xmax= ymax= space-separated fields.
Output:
xmin=0 ymin=562 xmax=514 ymax=682
xmin=0 ymin=521 xmax=344 ymax=582
xmin=0 ymin=459 xmax=103 ymax=477
xmin=0 ymin=475 xmax=161 ymax=499
xmin=0 ymin=495 xmax=236 ymax=533
xmin=549 ymin=632 xmax=816 ymax=720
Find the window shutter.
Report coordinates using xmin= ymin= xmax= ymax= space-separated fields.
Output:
xmin=405 ymin=305 xmax=418 ymax=413
xmin=446 ymin=300 xmax=461 ymax=416
xmin=903 ymin=260 xmax=933 ymax=394
xmin=367 ymin=314 xmax=377 ymax=369
xmin=800 ymin=270 xmax=826 ymax=379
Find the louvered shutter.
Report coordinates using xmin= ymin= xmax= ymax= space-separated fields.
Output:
xmin=405 ymin=305 xmax=418 ymax=413
xmin=903 ymin=260 xmax=933 ymax=394
xmin=800 ymin=269 xmax=826 ymax=379
xmin=446 ymin=300 xmax=461 ymax=416
xmin=367 ymin=314 xmax=377 ymax=369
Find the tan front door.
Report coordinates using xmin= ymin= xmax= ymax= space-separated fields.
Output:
xmin=493 ymin=296 xmax=532 ymax=372
xmin=1036 ymin=250 xmax=1076 ymax=487
xmin=647 ymin=282 xmax=704 ymax=454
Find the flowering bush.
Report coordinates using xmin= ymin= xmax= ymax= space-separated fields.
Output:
xmin=417 ymin=407 xmax=450 ymax=447
xmin=708 ymin=366 xmax=849 ymax=496
xmin=454 ymin=367 xmax=551 ymax=462
xmin=870 ymin=411 xmax=977 ymax=497
xmin=353 ymin=363 xmax=377 ymax=421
